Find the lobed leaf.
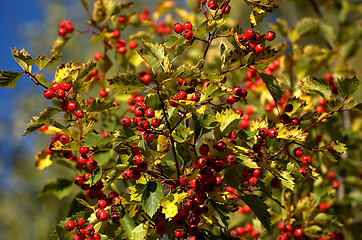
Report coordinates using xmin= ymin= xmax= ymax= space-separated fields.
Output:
xmin=240 ymin=195 xmax=272 ymax=231
xmin=36 ymin=54 xmax=62 ymax=71
xmin=141 ymin=181 xmax=163 ymax=217
xmin=277 ymin=124 xmax=308 ymax=141
xmin=87 ymin=98 xmax=119 ymax=112
xmin=11 ymin=48 xmax=37 ymax=71
xmin=39 ymin=178 xmax=73 ymax=199
xmin=107 ymin=73 xmax=144 ymax=94
xmin=0 ymin=70 xmax=22 ymax=89
xmin=300 ymin=76 xmax=332 ymax=99
xmin=259 ymin=73 xmax=284 ymax=102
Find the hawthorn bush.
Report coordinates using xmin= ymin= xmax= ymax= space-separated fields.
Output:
xmin=1 ymin=0 xmax=362 ymax=239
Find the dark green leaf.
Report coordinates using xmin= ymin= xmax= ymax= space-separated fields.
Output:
xmin=141 ymin=181 xmax=163 ymax=217
xmin=87 ymin=98 xmax=119 ymax=112
xmin=76 ymin=61 xmax=97 ymax=81
xmin=142 ymin=41 xmax=164 ymax=60
xmin=23 ymin=107 xmax=61 ymax=136
xmin=285 ymin=96 xmax=307 ymax=114
xmin=104 ymin=164 xmax=129 ymax=189
xmin=352 ymin=103 xmax=362 ymax=112
xmin=137 ymin=49 xmax=161 ymax=70
xmin=240 ymin=195 xmax=271 ymax=231
xmin=118 ymin=214 xmax=136 ymax=239
xmin=290 ymin=17 xmax=319 ymax=42
xmin=39 ymin=178 xmax=73 ymax=199
xmin=80 ymin=0 xmax=89 ymax=10
xmin=269 ymin=18 xmax=288 ymax=37
xmin=164 ymin=36 xmax=185 ymax=48
xmin=129 ymin=31 xmax=153 ymax=41
xmin=224 ymin=164 xmax=242 ymax=189
xmin=0 ymin=70 xmax=22 ymax=88
xmin=171 ymin=64 xmax=203 ymax=79
xmin=107 ymin=73 xmax=144 ymax=94
xmin=210 ymin=200 xmax=230 ymax=227
xmin=259 ymin=73 xmax=283 ymax=102
xmin=83 ymin=132 xmax=103 ymax=147
xmin=172 ymin=124 xmax=194 ymax=143
xmin=335 ymin=76 xmax=360 ymax=97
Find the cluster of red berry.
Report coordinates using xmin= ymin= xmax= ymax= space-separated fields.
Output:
xmin=238 ymin=29 xmax=276 ymax=54
xmin=326 ymin=170 xmax=340 ymax=190
xmin=292 ymin=147 xmax=312 ymax=177
xmin=239 ymin=106 xmax=254 ymax=130
xmin=226 ymin=86 xmax=248 ymax=105
xmin=173 ymin=21 xmax=194 ymax=40
xmin=154 ymin=20 xmax=172 ymax=35
xmin=230 ymin=224 xmax=260 ymax=239
xmin=276 ymin=222 xmax=303 ymax=240
xmin=58 ymin=20 xmax=74 ymax=37
xmin=325 ymin=73 xmax=338 ymax=94
xmin=265 ymin=92 xmax=291 ymax=113
xmin=43 ymin=81 xmax=85 ymax=118
xmin=198 ymin=0 xmax=231 ymax=14
xmin=64 ymin=218 xmax=101 ymax=240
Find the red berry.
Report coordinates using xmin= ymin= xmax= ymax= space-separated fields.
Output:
xmin=298 ymin=168 xmax=307 ymax=177
xmin=55 ymin=89 xmax=66 ymax=99
xmin=216 ymin=140 xmax=227 ymax=152
xmin=284 ymin=104 xmax=293 ymax=112
xmin=179 ymin=175 xmax=189 ymax=185
xmin=44 ymin=89 xmax=55 ymax=99
xmin=155 ymin=225 xmax=166 ymax=236
xmin=190 ymin=91 xmax=201 ymax=102
xmin=58 ymin=27 xmax=67 ymax=37
xmin=64 ymin=221 xmax=75 ymax=231
xmin=74 ymin=176 xmax=85 ymax=186
xmin=144 ymin=108 xmax=155 ymax=118
xmin=294 ymin=228 xmax=303 ymax=238
xmin=302 ymin=156 xmax=312 ymax=166
xmin=198 ymin=0 xmax=207 ymax=4
xmin=226 ymin=154 xmax=236 ymax=165
xmin=113 ymin=30 xmax=120 ymax=39
xmin=271 ymin=177 xmax=280 ymax=188
xmin=199 ymin=144 xmax=209 ymax=156
xmin=293 ymin=147 xmax=304 ymax=158
xmin=221 ymin=5 xmax=231 ymax=14
xmin=259 ymin=128 xmax=268 ymax=138
xmin=325 ymin=73 xmax=334 ymax=83
xmin=94 ymin=52 xmax=102 ymax=61
xmin=61 ymin=81 xmax=71 ymax=91
xmin=129 ymin=41 xmax=137 ymax=49
xmin=238 ymin=34 xmax=248 ymax=44
xmin=249 ymin=176 xmax=258 ymax=186
xmin=86 ymin=159 xmax=98 ymax=171
xmin=245 ymin=28 xmax=255 ymax=39
xmin=251 ymin=229 xmax=260 ymax=238
xmin=226 ymin=95 xmax=237 ymax=105
xmin=316 ymin=105 xmax=324 ymax=113
xmin=64 ymin=21 xmax=74 ymax=33
xmin=245 ymin=223 xmax=253 ymax=233
xmin=253 ymin=168 xmax=261 ymax=178
xmin=183 ymin=29 xmax=193 ymax=40
xmin=96 ymin=209 xmax=108 ymax=221
xmin=173 ymin=23 xmax=183 ymax=34
xmin=332 ymin=181 xmax=340 ymax=190
xmin=327 ymin=171 xmax=337 ymax=181
xmin=265 ymin=31 xmax=276 ymax=41
xmin=98 ymin=88 xmax=107 ymax=98
xmin=197 ymin=157 xmax=207 ymax=167
xmin=182 ymin=22 xmax=192 ymax=31
xmin=122 ymin=169 xmax=132 ymax=180
xmin=255 ymin=44 xmax=264 ymax=54
xmin=278 ymin=222 xmax=286 ymax=232
xmin=60 ymin=134 xmax=69 ymax=144
xmin=174 ymin=228 xmax=185 ymax=239
xmin=75 ymin=109 xmax=84 ymax=118
xmin=141 ymin=74 xmax=151 ymax=84
xmin=208 ymin=0 xmax=218 ymax=10
xmin=77 ymin=155 xmax=87 ymax=166
xmin=150 ymin=117 xmax=161 ymax=128
xmin=319 ymin=98 xmax=326 ymax=106
xmin=74 ymin=218 xmax=85 ymax=228
xmin=118 ymin=16 xmax=126 ymax=23
xmin=118 ymin=46 xmax=126 ymax=54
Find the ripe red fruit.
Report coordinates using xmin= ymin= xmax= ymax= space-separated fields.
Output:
xmin=155 ymin=225 xmax=166 ymax=236
xmin=86 ymin=159 xmax=98 ymax=171
xmin=298 ymin=168 xmax=307 ymax=177
xmin=121 ymin=117 xmax=131 ymax=128
xmin=265 ymin=31 xmax=276 ymax=41
xmin=245 ymin=28 xmax=255 ymax=39
xmin=251 ymin=229 xmax=260 ymax=238
xmin=258 ymin=128 xmax=268 ymax=138
xmin=254 ymin=44 xmax=264 ymax=54
xmin=174 ymin=228 xmax=185 ymax=239
xmin=144 ymin=108 xmax=155 ymax=118
xmin=316 ymin=105 xmax=324 ymax=113
xmin=74 ymin=218 xmax=85 ymax=228
xmin=75 ymin=109 xmax=84 ymax=118
xmin=177 ymin=90 xmax=187 ymax=100
xmin=197 ymin=157 xmax=207 ymax=167
xmin=253 ymin=168 xmax=261 ymax=178
xmin=332 ymin=180 xmax=340 ymax=190
xmin=182 ymin=22 xmax=192 ymax=31
xmin=129 ymin=41 xmax=137 ymax=49
xmin=325 ymin=73 xmax=334 ymax=83
xmin=267 ymin=128 xmax=277 ymax=139
xmin=74 ymin=176 xmax=85 ymax=186
xmin=94 ymin=52 xmax=102 ymax=61
xmin=60 ymin=134 xmax=69 ymax=144
xmin=51 ymin=82 xmax=61 ymax=91
xmin=150 ymin=117 xmax=161 ymax=128
xmin=221 ymin=5 xmax=231 ymax=14
xmin=183 ymin=29 xmax=193 ymax=40
xmin=58 ymin=27 xmax=67 ymax=37
xmin=141 ymin=74 xmax=151 ymax=84
xmin=302 ymin=155 xmax=312 ymax=166
xmin=198 ymin=0 xmax=207 ymax=5
xmin=118 ymin=46 xmax=126 ymax=54
xmin=77 ymin=155 xmax=87 ymax=166
xmin=44 ymin=89 xmax=55 ymax=99
xmin=190 ymin=179 xmax=198 ymax=188
xmin=64 ymin=221 xmax=75 ymax=231
xmin=245 ymin=223 xmax=253 ymax=233
xmin=226 ymin=95 xmax=237 ymax=105
xmin=61 ymin=81 xmax=71 ymax=91
xmin=179 ymin=175 xmax=189 ymax=185
xmin=190 ymin=91 xmax=201 ymax=102
xmin=118 ymin=16 xmax=126 ymax=23
xmin=327 ymin=143 xmax=337 ymax=154
xmin=293 ymin=147 xmax=304 ymax=158
xmin=98 ymin=88 xmax=107 ymax=98
xmin=226 ymin=154 xmax=236 ymax=165
xmin=173 ymin=23 xmax=183 ymax=34
xmin=284 ymin=104 xmax=293 ymax=112
xmin=55 ymin=89 xmax=66 ymax=99
xmin=96 ymin=209 xmax=108 ymax=221
xmin=97 ymin=199 xmax=107 ymax=209
xmin=327 ymin=171 xmax=337 ymax=181
xmin=112 ymin=30 xmax=120 ymax=39
xmin=238 ymin=34 xmax=248 ymax=44
xmin=199 ymin=144 xmax=209 ymax=156
xmin=278 ymin=222 xmax=286 ymax=232
xmin=208 ymin=0 xmax=218 ymax=10
xmin=216 ymin=140 xmax=227 ymax=152
xmin=271 ymin=177 xmax=280 ymax=188
xmin=294 ymin=228 xmax=303 ymax=238
xmin=249 ymin=176 xmax=258 ymax=186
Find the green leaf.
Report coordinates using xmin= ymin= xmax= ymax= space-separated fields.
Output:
xmin=11 ymin=48 xmax=37 ymax=71
xmin=240 ymin=195 xmax=271 ymax=231
xmin=129 ymin=31 xmax=153 ymax=41
xmin=172 ymin=124 xmax=194 ymax=143
xmin=164 ymin=36 xmax=185 ymax=48
xmin=39 ymin=178 xmax=73 ymax=199
xmin=171 ymin=64 xmax=203 ymax=79
xmin=142 ymin=41 xmax=165 ymax=60
xmin=290 ymin=17 xmax=319 ymax=42
xmin=55 ymin=211 xmax=85 ymax=240
xmin=269 ymin=18 xmax=288 ymax=37
xmin=107 ymin=73 xmax=144 ymax=94
xmin=279 ymin=171 xmax=295 ymax=191
xmin=80 ymin=0 xmax=89 ymax=10
xmin=83 ymin=132 xmax=103 ymax=147
xmin=200 ymin=82 xmax=228 ymax=102
xmin=131 ymin=223 xmax=148 ymax=240
xmin=210 ymin=200 xmax=230 ymax=227
xmin=277 ymin=124 xmax=308 ymax=141
xmin=87 ymin=98 xmax=119 ymax=112
xmin=285 ymin=96 xmax=307 ymax=114
xmin=0 ymin=70 xmax=22 ymax=88
xmin=300 ymin=76 xmax=332 ymax=99
xmin=259 ymin=73 xmax=283 ymax=102
xmin=215 ymin=108 xmax=242 ymax=135
xmin=314 ymin=213 xmax=343 ymax=229
xmin=51 ymin=37 xmax=70 ymax=57
xmin=304 ymin=225 xmax=324 ymax=238
xmin=335 ymin=76 xmax=360 ymax=97
xmin=118 ymin=214 xmax=136 ymax=240
xmin=104 ymin=164 xmax=128 ymax=189
xmin=23 ymin=107 xmax=61 ymax=137
xmin=244 ymin=0 xmax=277 ymax=27
xmin=224 ymin=164 xmax=242 ymax=189
xmin=76 ymin=61 xmax=97 ymax=81
xmin=141 ymin=181 xmax=163 ymax=217
xmin=137 ymin=49 xmax=161 ymax=70
xmin=36 ymin=54 xmax=62 ymax=71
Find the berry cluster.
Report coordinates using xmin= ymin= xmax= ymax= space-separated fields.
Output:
xmin=276 ymin=222 xmax=303 ymax=240
xmin=173 ymin=22 xmax=194 ymax=40
xmin=325 ymin=73 xmax=338 ymax=94
xmin=230 ymin=224 xmax=260 ymax=239
xmin=64 ymin=218 xmax=101 ymax=240
xmin=226 ymin=86 xmax=248 ymax=105
xmin=58 ymin=20 xmax=74 ymax=37
xmin=198 ymin=0 xmax=231 ymax=14
xmin=238 ymin=29 xmax=275 ymax=54
xmin=239 ymin=106 xmax=254 ymax=130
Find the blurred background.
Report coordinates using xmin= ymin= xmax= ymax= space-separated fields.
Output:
xmin=0 ymin=0 xmax=361 ymax=239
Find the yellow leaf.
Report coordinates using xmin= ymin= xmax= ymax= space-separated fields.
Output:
xmin=54 ymin=62 xmax=79 ymax=82
xmin=277 ymin=125 xmax=308 ymax=141
xmin=157 ymin=135 xmax=171 ymax=159
xmin=196 ymin=105 xmax=207 ymax=114
xmin=51 ymin=141 xmax=64 ymax=151
xmin=35 ymin=150 xmax=53 ymax=170
xmin=160 ymin=192 xmax=188 ymax=219
xmin=250 ymin=119 xmax=268 ymax=132
xmin=39 ymin=126 xmax=62 ymax=134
